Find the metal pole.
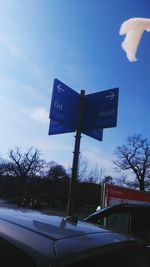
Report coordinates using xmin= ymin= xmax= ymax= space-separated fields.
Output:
xmin=67 ymin=89 xmax=85 ymax=216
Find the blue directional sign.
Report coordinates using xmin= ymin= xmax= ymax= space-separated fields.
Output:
xmin=48 ymin=120 xmax=75 ymax=135
xmin=83 ymin=128 xmax=103 ymax=141
xmin=49 ymin=78 xmax=119 ymax=141
xmin=49 ymin=79 xmax=80 ymax=129
xmin=83 ymin=88 xmax=119 ymax=130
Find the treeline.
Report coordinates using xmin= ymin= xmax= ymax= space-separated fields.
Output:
xmin=1 ymin=133 xmax=150 ymax=212
xmin=0 ymin=147 xmax=101 ymax=212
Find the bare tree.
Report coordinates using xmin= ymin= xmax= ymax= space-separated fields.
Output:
xmin=0 ymin=156 xmax=5 ymax=176
xmin=45 ymin=161 xmax=70 ymax=182
xmin=78 ymin=154 xmax=88 ymax=182
xmin=113 ymin=133 xmax=150 ymax=191
xmin=8 ymin=147 xmax=45 ymax=184
xmin=67 ymin=154 xmax=89 ymax=183
xmin=102 ymin=175 xmax=114 ymax=184
xmin=87 ymin=165 xmax=104 ymax=184
xmin=39 ymin=161 xmax=56 ymax=178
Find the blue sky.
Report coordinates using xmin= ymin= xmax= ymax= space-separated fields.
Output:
xmin=1 ymin=0 xmax=150 ymax=178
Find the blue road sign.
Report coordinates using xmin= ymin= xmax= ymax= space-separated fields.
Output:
xmin=83 ymin=88 xmax=119 ymax=130
xmin=49 ymin=79 xmax=119 ymax=140
xmin=49 ymin=79 xmax=80 ymax=129
xmin=49 ymin=119 xmax=103 ymax=141
xmin=48 ymin=120 xmax=75 ymax=135
xmin=83 ymin=128 xmax=103 ymax=141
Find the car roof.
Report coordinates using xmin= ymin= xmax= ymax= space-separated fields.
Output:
xmin=0 ymin=206 xmax=138 ymax=242
xmin=0 ymin=206 xmax=113 ymax=241
xmin=0 ymin=206 xmax=143 ymax=265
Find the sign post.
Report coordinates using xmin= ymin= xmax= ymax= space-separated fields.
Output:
xmin=67 ymin=90 xmax=85 ymax=216
xmin=49 ymin=78 xmax=119 ymax=217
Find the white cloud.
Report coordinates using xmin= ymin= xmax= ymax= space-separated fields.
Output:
xmin=82 ymin=147 xmax=114 ymax=175
xmin=0 ymin=35 xmax=49 ymax=88
xmin=26 ymin=107 xmax=49 ymax=124
xmin=0 ymin=74 xmax=49 ymax=106
xmin=119 ymin=17 xmax=150 ymax=62
xmin=0 ymin=36 xmax=22 ymax=57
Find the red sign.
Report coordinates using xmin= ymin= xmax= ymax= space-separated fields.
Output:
xmin=102 ymin=183 xmax=150 ymax=207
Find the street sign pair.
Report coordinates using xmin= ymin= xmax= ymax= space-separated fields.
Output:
xmin=48 ymin=79 xmax=119 ymax=141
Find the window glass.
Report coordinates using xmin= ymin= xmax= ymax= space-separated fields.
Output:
xmin=97 ymin=212 xmax=131 ymax=235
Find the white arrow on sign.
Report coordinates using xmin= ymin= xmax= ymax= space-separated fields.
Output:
xmin=105 ymin=91 xmax=115 ymax=100
xmin=57 ymin=84 xmax=65 ymax=93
